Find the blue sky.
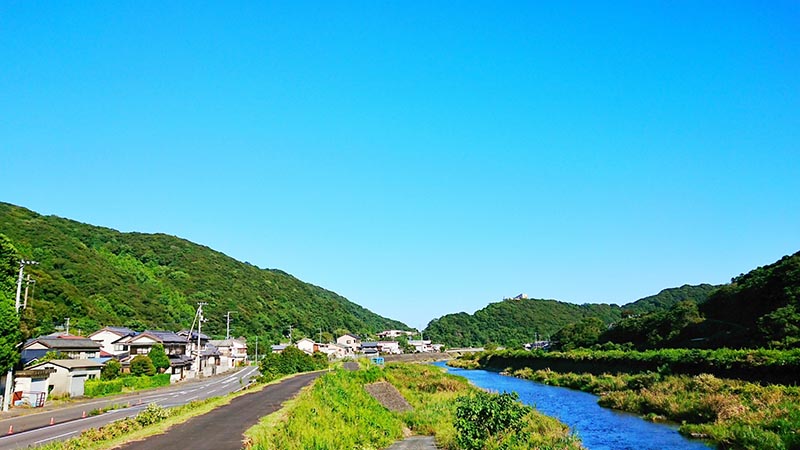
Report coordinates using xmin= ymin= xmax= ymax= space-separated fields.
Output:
xmin=1 ymin=2 xmax=798 ymax=330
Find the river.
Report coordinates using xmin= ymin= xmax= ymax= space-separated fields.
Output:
xmin=433 ymin=362 xmax=713 ymax=450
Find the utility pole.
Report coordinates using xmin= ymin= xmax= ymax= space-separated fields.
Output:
xmin=23 ymin=275 xmax=35 ymax=309
xmin=318 ymin=328 xmax=322 ymax=344
xmin=254 ymin=336 xmax=258 ymax=365
xmin=3 ymin=259 xmax=39 ymax=412
xmin=287 ymin=325 xmax=293 ymax=344
xmin=195 ymin=303 xmax=207 ymax=377
xmin=65 ymin=318 xmax=70 ymax=335
xmin=225 ymin=311 xmax=235 ymax=340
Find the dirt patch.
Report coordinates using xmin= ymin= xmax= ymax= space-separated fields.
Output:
xmin=365 ymin=382 xmax=413 ymax=412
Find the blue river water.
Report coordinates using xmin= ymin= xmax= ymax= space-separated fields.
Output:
xmin=433 ymin=362 xmax=713 ymax=450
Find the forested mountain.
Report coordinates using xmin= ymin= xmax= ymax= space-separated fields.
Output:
xmin=700 ymin=251 xmax=800 ymax=348
xmin=423 ymin=297 xmax=622 ymax=348
xmin=625 ymin=284 xmax=719 ymax=314
xmin=0 ymin=202 xmax=408 ymax=343
xmin=566 ymin=253 xmax=799 ymax=350
xmin=424 ymin=284 xmax=719 ymax=348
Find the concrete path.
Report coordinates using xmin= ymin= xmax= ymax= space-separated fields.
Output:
xmin=386 ymin=436 xmax=438 ymax=449
xmin=119 ymin=371 xmax=322 ymax=450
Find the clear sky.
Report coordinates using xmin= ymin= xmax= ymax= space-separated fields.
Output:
xmin=1 ymin=2 xmax=798 ymax=330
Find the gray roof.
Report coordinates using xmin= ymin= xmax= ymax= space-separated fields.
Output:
xmin=25 ymin=337 xmax=102 ymax=351
xmin=29 ymin=359 xmax=104 ymax=370
xmin=137 ymin=331 xmax=186 ymax=344
xmin=100 ymin=326 xmax=137 ymax=336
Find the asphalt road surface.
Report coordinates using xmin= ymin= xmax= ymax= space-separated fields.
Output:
xmin=0 ymin=366 xmax=260 ymax=449
xmin=120 ymin=371 xmax=322 ymax=450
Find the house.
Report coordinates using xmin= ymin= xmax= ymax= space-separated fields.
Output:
xmin=25 ymin=359 xmax=104 ymax=397
xmin=360 ymin=342 xmax=379 ymax=356
xmin=208 ymin=338 xmax=248 ymax=370
xmin=377 ymin=341 xmax=401 ymax=355
xmin=177 ymin=330 xmax=220 ymax=376
xmin=271 ymin=344 xmax=289 ymax=354
xmin=116 ymin=331 xmax=192 ymax=382
xmin=22 ymin=335 xmax=102 ymax=366
xmin=376 ymin=330 xmax=414 ymax=339
xmin=317 ymin=343 xmax=350 ymax=359
xmin=88 ymin=326 xmax=137 ymax=357
xmin=408 ymin=339 xmax=434 ymax=353
xmin=336 ymin=334 xmax=361 ymax=352
xmin=296 ymin=338 xmax=317 ymax=355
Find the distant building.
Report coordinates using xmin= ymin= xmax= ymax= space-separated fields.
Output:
xmin=512 ymin=293 xmax=528 ymax=300
xmin=336 ymin=334 xmax=361 ymax=352
xmin=376 ymin=330 xmax=414 ymax=339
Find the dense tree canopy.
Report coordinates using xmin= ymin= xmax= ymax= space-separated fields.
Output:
xmin=0 ymin=234 xmax=21 ymax=373
xmin=0 ymin=202 xmax=409 ymax=344
xmin=424 ymin=298 xmax=622 ymax=348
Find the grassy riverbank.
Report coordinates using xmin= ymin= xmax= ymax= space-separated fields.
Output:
xmin=451 ymin=352 xmax=800 ymax=449
xmin=244 ymin=363 xmax=583 ymax=449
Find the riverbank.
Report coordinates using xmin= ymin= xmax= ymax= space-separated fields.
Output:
xmin=244 ymin=362 xmax=582 ymax=449
xmin=450 ymin=352 xmax=800 ymax=449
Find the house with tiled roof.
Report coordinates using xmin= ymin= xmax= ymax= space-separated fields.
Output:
xmin=21 ymin=335 xmax=102 ymax=366
xmin=88 ymin=326 xmax=137 ymax=357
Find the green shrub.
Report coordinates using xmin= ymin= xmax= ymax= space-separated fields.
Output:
xmin=136 ymin=403 xmax=168 ymax=426
xmin=130 ymin=355 xmax=156 ymax=376
xmin=454 ymin=391 xmax=531 ymax=450
xmin=101 ymin=360 xmax=121 ymax=380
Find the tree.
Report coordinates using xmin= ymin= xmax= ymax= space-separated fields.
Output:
xmin=101 ymin=359 xmax=121 ymax=380
xmin=0 ymin=234 xmax=21 ymax=373
xmin=130 ymin=355 xmax=156 ymax=376
xmin=148 ymin=344 xmax=170 ymax=372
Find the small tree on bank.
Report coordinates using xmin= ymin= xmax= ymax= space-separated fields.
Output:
xmin=130 ymin=355 xmax=156 ymax=376
xmin=101 ymin=359 xmax=121 ymax=380
xmin=148 ymin=344 xmax=171 ymax=373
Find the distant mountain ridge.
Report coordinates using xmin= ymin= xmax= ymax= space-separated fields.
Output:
xmin=0 ymin=202 xmax=408 ymax=342
xmin=423 ymin=285 xmax=720 ymax=348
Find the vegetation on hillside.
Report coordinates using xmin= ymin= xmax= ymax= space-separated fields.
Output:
xmin=257 ymin=346 xmax=328 ymax=382
xmin=624 ymin=284 xmax=719 ymax=314
xmin=0 ymin=234 xmax=21 ymax=373
xmin=0 ymin=202 xmax=408 ymax=345
xmin=424 ymin=284 xmax=718 ymax=348
xmin=424 ymin=297 xmax=621 ymax=348
xmin=555 ymin=252 xmax=800 ymax=350
xmin=701 ymin=251 xmax=800 ymax=349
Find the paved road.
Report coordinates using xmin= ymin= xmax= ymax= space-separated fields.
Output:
xmin=386 ymin=436 xmax=438 ymax=449
xmin=0 ymin=366 xmax=260 ymax=449
xmin=120 ymin=371 xmax=323 ymax=450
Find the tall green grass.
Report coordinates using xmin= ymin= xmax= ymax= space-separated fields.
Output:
xmin=245 ymin=363 xmax=583 ymax=450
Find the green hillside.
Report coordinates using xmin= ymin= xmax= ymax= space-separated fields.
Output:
xmin=625 ymin=284 xmax=719 ymax=314
xmin=700 ymin=250 xmax=800 ymax=348
xmin=424 ymin=284 xmax=720 ymax=348
xmin=423 ymin=297 xmax=622 ymax=348
xmin=0 ymin=202 xmax=408 ymax=343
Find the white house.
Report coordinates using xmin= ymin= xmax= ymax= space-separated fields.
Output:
xmin=408 ymin=339 xmax=434 ymax=353
xmin=336 ymin=334 xmax=361 ymax=352
xmin=377 ymin=341 xmax=401 ymax=354
xmin=88 ymin=326 xmax=137 ymax=356
xmin=376 ymin=330 xmax=414 ymax=339
xmin=317 ymin=343 xmax=351 ymax=359
xmin=25 ymin=359 xmax=104 ymax=397
xmin=296 ymin=338 xmax=316 ymax=355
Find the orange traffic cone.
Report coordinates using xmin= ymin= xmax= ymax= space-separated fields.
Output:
xmin=7 ymin=425 xmax=12 ymax=435
xmin=50 ymin=417 xmax=55 ymax=425
xmin=81 ymin=411 xmax=86 ymax=418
